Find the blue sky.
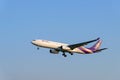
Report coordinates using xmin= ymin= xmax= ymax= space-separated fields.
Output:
xmin=0 ymin=0 xmax=120 ymax=80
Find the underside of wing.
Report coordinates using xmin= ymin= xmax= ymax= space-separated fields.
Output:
xmin=68 ymin=38 xmax=100 ymax=50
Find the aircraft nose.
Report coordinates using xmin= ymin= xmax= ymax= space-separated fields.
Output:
xmin=31 ymin=40 xmax=36 ymax=44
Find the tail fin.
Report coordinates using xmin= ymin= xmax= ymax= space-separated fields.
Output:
xmin=78 ymin=38 xmax=107 ymax=54
xmin=89 ymin=39 xmax=102 ymax=51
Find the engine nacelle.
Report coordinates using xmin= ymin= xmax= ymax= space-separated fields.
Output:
xmin=50 ymin=49 xmax=59 ymax=54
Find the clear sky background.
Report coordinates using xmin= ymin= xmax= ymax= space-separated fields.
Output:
xmin=0 ymin=0 xmax=120 ymax=80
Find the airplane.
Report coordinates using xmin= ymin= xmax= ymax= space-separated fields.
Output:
xmin=31 ymin=38 xmax=107 ymax=57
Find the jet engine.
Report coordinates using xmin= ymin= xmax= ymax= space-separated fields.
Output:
xmin=49 ymin=49 xmax=59 ymax=54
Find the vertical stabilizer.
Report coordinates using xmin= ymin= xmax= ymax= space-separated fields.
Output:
xmin=89 ymin=39 xmax=102 ymax=51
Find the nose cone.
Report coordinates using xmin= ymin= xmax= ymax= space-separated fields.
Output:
xmin=31 ymin=40 xmax=36 ymax=45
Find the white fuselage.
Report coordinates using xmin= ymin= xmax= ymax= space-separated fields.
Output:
xmin=31 ymin=39 xmax=85 ymax=54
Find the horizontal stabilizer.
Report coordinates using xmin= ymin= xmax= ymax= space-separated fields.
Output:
xmin=93 ymin=48 xmax=108 ymax=53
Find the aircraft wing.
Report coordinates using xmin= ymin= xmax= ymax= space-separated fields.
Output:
xmin=68 ymin=38 xmax=100 ymax=50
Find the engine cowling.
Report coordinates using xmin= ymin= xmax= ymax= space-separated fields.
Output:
xmin=50 ymin=49 xmax=59 ymax=54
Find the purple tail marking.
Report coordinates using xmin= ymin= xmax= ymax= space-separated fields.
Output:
xmin=88 ymin=39 xmax=102 ymax=51
xmin=79 ymin=47 xmax=92 ymax=54
xmin=78 ymin=38 xmax=102 ymax=54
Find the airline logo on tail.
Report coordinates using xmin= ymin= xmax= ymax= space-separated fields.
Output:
xmin=78 ymin=39 xmax=104 ymax=54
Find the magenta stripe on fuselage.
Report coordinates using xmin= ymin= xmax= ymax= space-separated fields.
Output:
xmin=78 ymin=47 xmax=92 ymax=54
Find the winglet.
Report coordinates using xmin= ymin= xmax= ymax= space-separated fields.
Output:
xmin=96 ymin=37 xmax=100 ymax=40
